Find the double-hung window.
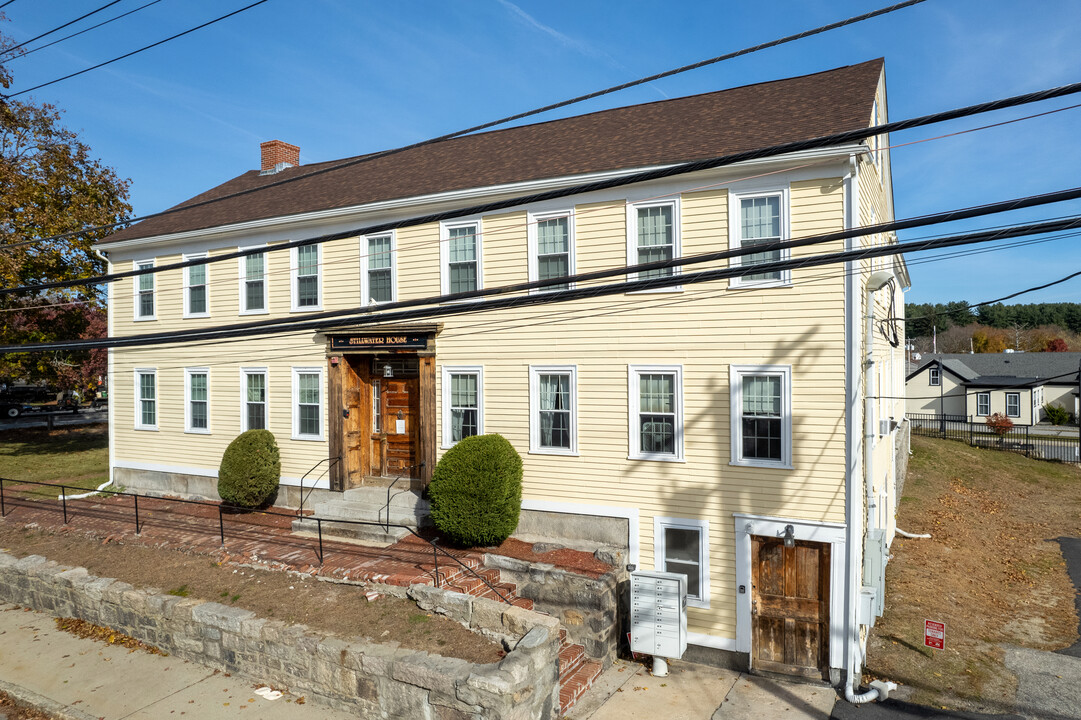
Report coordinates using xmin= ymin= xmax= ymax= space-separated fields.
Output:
xmin=184 ymin=254 xmax=209 ymax=317
xmin=929 ymin=367 xmax=940 ymax=386
xmin=627 ymin=200 xmax=680 ymax=289
xmin=242 ymin=368 xmax=267 ymax=431
xmin=976 ymin=392 xmax=991 ymax=417
xmin=441 ymin=366 xmax=483 ymax=447
xmin=528 ymin=212 xmax=574 ymax=291
xmin=240 ymin=249 xmax=267 ymax=314
xmin=730 ymin=365 xmax=792 ymax=468
xmin=1006 ymin=392 xmax=1020 ymax=418
xmin=731 ymin=190 xmax=789 ymax=286
xmin=629 ymin=365 xmax=683 ymax=461
xmin=292 ymin=367 xmax=324 ymax=440
xmin=185 ymin=368 xmax=209 ymax=433
xmin=362 ymin=233 xmax=395 ymax=304
xmin=441 ymin=221 xmax=481 ymax=295
xmin=135 ymin=369 xmax=157 ymax=430
xmin=530 ymin=365 xmax=577 ymax=454
xmin=292 ymin=245 xmax=320 ymax=310
xmin=654 ymin=517 xmax=710 ymax=608
xmin=134 ymin=261 xmax=155 ymax=320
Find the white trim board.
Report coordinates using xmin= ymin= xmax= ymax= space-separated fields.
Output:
xmin=732 ymin=513 xmax=847 ymax=671
xmin=520 ymin=499 xmax=639 ymax=566
xmin=687 ymin=632 xmax=738 ymax=652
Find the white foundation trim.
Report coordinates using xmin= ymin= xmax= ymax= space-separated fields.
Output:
xmin=687 ymin=632 xmax=738 ymax=652
xmin=521 ymin=499 xmax=639 ymax=565
xmin=111 ymin=459 xmax=328 ymax=489
xmin=732 ymin=513 xmax=847 ymax=670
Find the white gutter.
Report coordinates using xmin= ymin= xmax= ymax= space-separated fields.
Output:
xmin=96 ymin=144 xmax=867 ymax=252
xmin=94 ymin=247 xmax=116 ymax=491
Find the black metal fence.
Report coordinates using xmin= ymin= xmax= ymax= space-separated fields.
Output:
xmin=908 ymin=413 xmax=1080 ymax=464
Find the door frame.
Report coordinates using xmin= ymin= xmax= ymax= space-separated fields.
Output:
xmin=733 ymin=514 xmax=846 ymax=672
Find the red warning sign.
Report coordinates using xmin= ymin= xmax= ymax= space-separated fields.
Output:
xmin=924 ymin=620 xmax=945 ymax=650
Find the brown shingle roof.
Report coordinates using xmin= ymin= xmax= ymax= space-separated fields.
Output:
xmin=103 ymin=59 xmax=884 ymax=244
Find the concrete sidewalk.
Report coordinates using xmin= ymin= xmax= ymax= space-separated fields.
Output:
xmin=0 ymin=603 xmax=355 ymax=720
xmin=569 ymin=656 xmax=837 ymax=720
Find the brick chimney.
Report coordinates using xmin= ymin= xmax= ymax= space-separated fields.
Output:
xmin=259 ymin=140 xmax=299 ymax=173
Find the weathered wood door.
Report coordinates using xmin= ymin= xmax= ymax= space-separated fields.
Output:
xmin=750 ymin=536 xmax=830 ymax=679
xmin=377 ymin=377 xmax=419 ymax=477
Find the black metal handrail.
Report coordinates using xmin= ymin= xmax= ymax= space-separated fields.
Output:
xmin=382 ymin=462 xmax=425 ymax=533
xmin=297 ymin=455 xmax=341 ymax=515
xmin=0 ymin=477 xmax=513 ymax=605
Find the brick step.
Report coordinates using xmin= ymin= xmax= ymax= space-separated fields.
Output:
xmin=473 ymin=581 xmax=518 ymax=603
xmin=559 ymin=659 xmax=603 ymax=716
xmin=558 ymin=642 xmax=585 ymax=679
xmin=440 ymin=569 xmax=503 ymax=595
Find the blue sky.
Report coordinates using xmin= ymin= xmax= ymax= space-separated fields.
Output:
xmin=2 ymin=0 xmax=1080 ymax=306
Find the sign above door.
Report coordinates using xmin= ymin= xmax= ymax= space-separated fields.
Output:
xmin=327 ymin=333 xmax=431 ymax=351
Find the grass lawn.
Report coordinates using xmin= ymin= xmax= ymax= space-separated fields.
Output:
xmin=0 ymin=425 xmax=109 ymax=498
xmin=867 ymin=435 xmax=1081 ymax=712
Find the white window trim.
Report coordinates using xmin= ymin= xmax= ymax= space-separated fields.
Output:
xmin=240 ymin=366 xmax=268 ymax=432
xmin=976 ymin=391 xmax=991 ymax=418
xmin=133 ymin=260 xmax=156 ymax=321
xmin=625 ymin=198 xmax=682 ymax=293
xmin=290 ymin=245 xmax=322 ymax=312
xmin=529 ymin=365 xmax=578 ymax=456
xmin=929 ymin=367 xmax=940 ymax=386
xmin=360 ymin=231 xmax=397 ymax=305
xmin=728 ymin=187 xmax=791 ymax=289
xmin=628 ymin=364 xmax=685 ymax=462
xmin=182 ymin=253 xmax=210 ymax=319
xmin=527 ymin=210 xmax=576 ymax=293
xmin=730 ymin=364 xmax=793 ymax=469
xmin=1005 ymin=392 xmax=1021 ymax=418
xmin=238 ymin=246 xmax=269 ymax=316
xmin=134 ymin=367 xmax=157 ymax=431
xmin=184 ymin=367 xmax=211 ymax=434
xmin=654 ymin=515 xmax=710 ymax=609
xmin=440 ymin=365 xmax=484 ymax=448
xmin=292 ymin=366 xmax=325 ymax=441
xmin=440 ymin=219 xmax=483 ymax=298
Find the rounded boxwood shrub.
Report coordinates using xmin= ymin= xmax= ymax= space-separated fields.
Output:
xmin=218 ymin=429 xmax=281 ymax=509
xmin=428 ymin=434 xmax=522 ymax=547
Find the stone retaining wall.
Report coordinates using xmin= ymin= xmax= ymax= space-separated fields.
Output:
xmin=484 ymin=554 xmax=621 ymax=666
xmin=0 ymin=552 xmax=561 ymax=720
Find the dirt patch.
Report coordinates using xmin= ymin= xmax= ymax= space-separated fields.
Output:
xmin=0 ymin=690 xmax=57 ymax=720
xmin=866 ymin=436 xmax=1081 ymax=712
xmin=0 ymin=524 xmax=504 ymax=665
xmin=478 ymin=536 xmax=612 ymax=578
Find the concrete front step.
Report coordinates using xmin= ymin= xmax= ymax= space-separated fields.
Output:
xmin=290 ymin=517 xmax=408 ymax=545
xmin=342 ymin=487 xmax=430 ymax=514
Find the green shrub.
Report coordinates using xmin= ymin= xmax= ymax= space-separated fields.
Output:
xmin=428 ymin=434 xmax=522 ymax=547
xmin=218 ymin=429 xmax=281 ymax=509
xmin=1043 ymin=403 xmax=1072 ymax=426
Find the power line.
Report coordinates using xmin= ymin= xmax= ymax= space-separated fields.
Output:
xmin=7 ymin=214 xmax=1081 ymax=355
xmin=0 ymin=0 xmax=929 ymax=248
xmin=6 ymin=0 xmax=164 ymax=62
xmin=0 ymin=1 xmax=19 ymax=10
xmin=3 ymin=0 xmax=272 ymax=98
xmin=0 ymin=0 xmax=125 ymax=56
xmin=7 ymin=73 xmax=1081 ymax=295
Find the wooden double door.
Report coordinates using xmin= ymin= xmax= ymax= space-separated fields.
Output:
xmin=750 ymin=536 xmax=831 ymax=680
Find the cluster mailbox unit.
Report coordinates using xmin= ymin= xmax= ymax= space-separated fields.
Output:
xmin=629 ymin=570 xmax=688 ymax=676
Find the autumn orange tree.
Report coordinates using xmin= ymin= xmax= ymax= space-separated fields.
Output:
xmin=1 ymin=17 xmax=131 ymax=388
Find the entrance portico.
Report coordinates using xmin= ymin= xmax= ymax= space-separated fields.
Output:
xmin=324 ymin=326 xmax=439 ymax=492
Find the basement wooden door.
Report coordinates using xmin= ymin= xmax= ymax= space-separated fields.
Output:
xmin=750 ymin=536 xmax=830 ymax=680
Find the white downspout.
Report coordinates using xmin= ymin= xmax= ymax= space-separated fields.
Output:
xmin=844 ymin=157 xmax=881 ymax=705
xmin=864 ymin=271 xmax=895 ymax=534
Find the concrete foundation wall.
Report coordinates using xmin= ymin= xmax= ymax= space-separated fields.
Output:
xmin=113 ymin=467 xmax=335 ymax=511
xmin=514 ymin=510 xmax=630 ymax=554
xmin=0 ymin=552 xmax=561 ymax=720
xmin=893 ymin=418 xmax=911 ymax=499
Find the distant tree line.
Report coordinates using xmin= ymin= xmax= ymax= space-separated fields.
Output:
xmin=906 ymin=302 xmax=1081 ymax=339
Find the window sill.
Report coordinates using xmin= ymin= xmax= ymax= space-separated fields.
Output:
xmin=133 ymin=316 xmax=157 ymax=322
xmin=728 ymin=279 xmax=793 ymax=290
xmin=239 ymin=309 xmax=270 ymax=316
xmin=529 ymin=448 xmax=580 ymax=457
xmin=729 ymin=459 xmax=793 ymax=471
xmin=134 ymin=426 xmax=158 ymax=432
xmin=182 ymin=314 xmax=210 ymax=320
xmin=290 ymin=306 xmax=323 ymax=313
xmin=185 ymin=428 xmax=211 ymax=435
xmin=687 ymin=597 xmax=710 ymax=610
xmin=291 ymin=434 xmax=326 ymax=442
xmin=628 ymin=453 xmax=685 ymax=463
xmin=626 ymin=287 xmax=684 ymax=295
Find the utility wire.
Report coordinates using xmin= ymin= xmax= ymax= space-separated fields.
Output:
xmin=7 ymin=74 xmax=1081 ymax=294
xmin=0 ymin=1 xmax=19 ymax=10
xmin=0 ymin=0 xmax=928 ymax=248
xmin=3 ymin=0 xmax=271 ymax=97
xmin=0 ymin=0 xmax=124 ymax=56
xmin=6 ymin=0 xmax=164 ymax=62
xmin=6 ymin=214 xmax=1081 ymax=355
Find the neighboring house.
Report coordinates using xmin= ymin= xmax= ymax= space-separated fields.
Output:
xmin=97 ymin=60 xmax=906 ymax=689
xmin=906 ymin=352 xmax=1081 ymax=425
